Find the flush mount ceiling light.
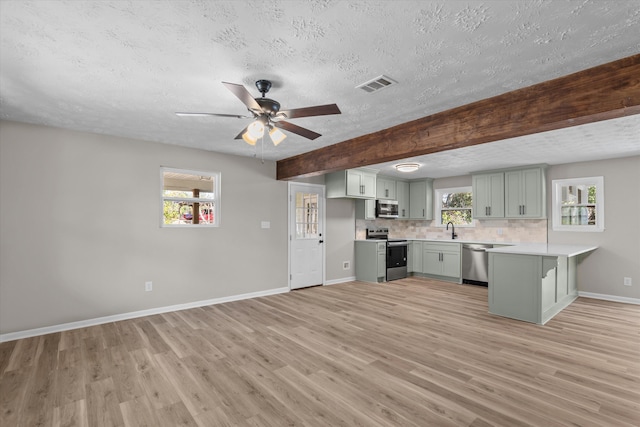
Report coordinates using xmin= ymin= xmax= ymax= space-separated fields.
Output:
xmin=395 ymin=163 xmax=420 ymax=173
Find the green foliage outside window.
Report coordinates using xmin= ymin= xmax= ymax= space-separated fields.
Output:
xmin=440 ymin=191 xmax=473 ymax=225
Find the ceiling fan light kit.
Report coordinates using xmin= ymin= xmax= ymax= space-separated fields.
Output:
xmin=395 ymin=163 xmax=421 ymax=173
xmin=177 ymin=79 xmax=341 ymax=148
xmin=268 ymin=126 xmax=287 ymax=146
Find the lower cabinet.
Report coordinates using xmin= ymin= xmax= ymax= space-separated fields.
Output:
xmin=409 ymin=241 xmax=423 ymax=273
xmin=355 ymin=240 xmax=387 ymax=283
xmin=422 ymin=242 xmax=461 ymax=281
xmin=489 ymin=253 xmax=577 ymax=324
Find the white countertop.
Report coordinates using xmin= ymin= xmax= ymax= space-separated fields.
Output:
xmin=485 ymin=243 xmax=598 ymax=257
xmin=355 ymin=239 xmax=597 ymax=257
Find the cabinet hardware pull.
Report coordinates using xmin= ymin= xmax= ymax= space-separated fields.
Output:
xmin=422 ymin=209 xmax=425 ymax=217
xmin=522 ymin=205 xmax=525 ymax=215
xmin=488 ymin=206 xmax=491 ymax=216
xmin=485 ymin=206 xmax=488 ymax=216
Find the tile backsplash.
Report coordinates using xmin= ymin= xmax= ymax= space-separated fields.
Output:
xmin=356 ymin=218 xmax=548 ymax=243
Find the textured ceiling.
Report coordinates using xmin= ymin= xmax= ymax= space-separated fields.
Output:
xmin=1 ymin=0 xmax=639 ymax=178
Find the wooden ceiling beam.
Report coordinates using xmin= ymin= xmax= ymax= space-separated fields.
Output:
xmin=277 ymin=54 xmax=640 ymax=180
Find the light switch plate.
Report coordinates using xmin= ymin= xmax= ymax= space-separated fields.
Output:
xmin=261 ymin=221 xmax=270 ymax=229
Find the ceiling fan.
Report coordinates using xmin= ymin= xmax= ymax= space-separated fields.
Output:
xmin=176 ymin=80 xmax=341 ymax=146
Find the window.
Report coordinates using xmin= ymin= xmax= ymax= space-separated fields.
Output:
xmin=161 ymin=167 xmax=220 ymax=227
xmin=295 ymin=192 xmax=319 ymax=238
xmin=435 ymin=186 xmax=473 ymax=226
xmin=552 ymin=176 xmax=604 ymax=232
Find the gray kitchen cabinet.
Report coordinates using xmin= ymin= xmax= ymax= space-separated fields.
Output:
xmin=472 ymin=172 xmax=504 ymax=218
xmin=409 ymin=241 xmax=423 ymax=273
xmin=422 ymin=242 xmax=461 ymax=280
xmin=504 ymin=167 xmax=545 ymax=218
xmin=409 ymin=179 xmax=434 ymax=220
xmin=355 ymin=199 xmax=376 ymax=220
xmin=396 ymin=180 xmax=410 ymax=219
xmin=326 ymin=168 xmax=377 ymax=199
xmin=355 ymin=240 xmax=386 ymax=283
xmin=489 ymin=253 xmax=572 ymax=324
xmin=376 ymin=176 xmax=397 ymax=200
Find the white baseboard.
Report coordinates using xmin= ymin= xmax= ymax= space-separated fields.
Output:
xmin=0 ymin=287 xmax=290 ymax=343
xmin=578 ymin=291 xmax=640 ymax=305
xmin=325 ymin=276 xmax=356 ymax=286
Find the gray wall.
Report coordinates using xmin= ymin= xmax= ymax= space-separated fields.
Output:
xmin=0 ymin=120 xmax=288 ymax=334
xmin=547 ymin=156 xmax=640 ymax=299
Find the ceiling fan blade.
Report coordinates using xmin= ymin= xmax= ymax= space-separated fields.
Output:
xmin=274 ymin=120 xmax=321 ymax=140
xmin=234 ymin=124 xmax=250 ymax=140
xmin=175 ymin=112 xmax=251 ymax=118
xmin=222 ymin=82 xmax=263 ymax=112
xmin=278 ymin=104 xmax=341 ymax=119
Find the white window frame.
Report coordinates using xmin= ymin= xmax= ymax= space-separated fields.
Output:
xmin=435 ymin=186 xmax=475 ymax=227
xmin=160 ymin=167 xmax=221 ymax=228
xmin=552 ymin=176 xmax=604 ymax=232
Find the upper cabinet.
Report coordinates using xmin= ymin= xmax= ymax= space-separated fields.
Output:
xmin=326 ymin=168 xmax=378 ymax=199
xmin=396 ymin=180 xmax=410 ymax=219
xmin=472 ymin=172 xmax=505 ymax=218
xmin=409 ymin=179 xmax=434 ymax=220
xmin=472 ymin=166 xmax=546 ymax=219
xmin=376 ymin=176 xmax=397 ymax=200
xmin=504 ymin=167 xmax=546 ymax=218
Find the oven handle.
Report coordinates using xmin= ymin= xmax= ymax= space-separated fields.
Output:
xmin=387 ymin=241 xmax=408 ymax=247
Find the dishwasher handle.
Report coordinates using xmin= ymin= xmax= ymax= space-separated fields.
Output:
xmin=463 ymin=244 xmax=494 ymax=252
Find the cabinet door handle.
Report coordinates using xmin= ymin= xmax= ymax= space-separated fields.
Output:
xmin=522 ymin=205 xmax=525 ymax=215
xmin=488 ymin=206 xmax=491 ymax=216
xmin=422 ymin=209 xmax=425 ymax=217
xmin=385 ymin=189 xmax=388 ymax=197
xmin=402 ymin=209 xmax=405 ymax=217
xmin=485 ymin=206 xmax=488 ymax=216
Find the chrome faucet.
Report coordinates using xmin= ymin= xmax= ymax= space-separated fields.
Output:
xmin=446 ymin=222 xmax=458 ymax=239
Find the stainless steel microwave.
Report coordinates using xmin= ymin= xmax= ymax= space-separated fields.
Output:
xmin=376 ymin=200 xmax=399 ymax=218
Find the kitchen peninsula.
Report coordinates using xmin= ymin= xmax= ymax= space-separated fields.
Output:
xmin=487 ymin=244 xmax=597 ymax=325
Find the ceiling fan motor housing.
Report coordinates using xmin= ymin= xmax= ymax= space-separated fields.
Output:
xmin=256 ymin=97 xmax=281 ymax=116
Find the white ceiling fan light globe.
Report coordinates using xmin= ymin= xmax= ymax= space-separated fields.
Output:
xmin=269 ymin=127 xmax=287 ymax=146
xmin=247 ymin=120 xmax=265 ymax=138
xmin=242 ymin=132 xmax=257 ymax=146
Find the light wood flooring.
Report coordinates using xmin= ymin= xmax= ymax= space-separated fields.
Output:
xmin=1 ymin=277 xmax=639 ymax=426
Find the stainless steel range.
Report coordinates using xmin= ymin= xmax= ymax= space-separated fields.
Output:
xmin=366 ymin=228 xmax=408 ymax=281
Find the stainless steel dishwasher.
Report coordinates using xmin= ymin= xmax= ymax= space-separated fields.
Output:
xmin=462 ymin=243 xmax=493 ymax=286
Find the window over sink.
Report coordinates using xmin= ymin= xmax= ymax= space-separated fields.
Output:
xmin=435 ymin=186 xmax=474 ymax=227
xmin=551 ymin=176 xmax=604 ymax=232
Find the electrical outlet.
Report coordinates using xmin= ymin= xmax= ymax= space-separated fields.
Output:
xmin=497 ymin=228 xmax=503 ymax=235
xmin=623 ymin=277 xmax=632 ymax=286
xmin=145 ymin=281 xmax=153 ymax=292
xmin=343 ymin=261 xmax=350 ymax=270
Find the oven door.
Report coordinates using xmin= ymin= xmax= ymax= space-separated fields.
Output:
xmin=386 ymin=241 xmax=408 ymax=281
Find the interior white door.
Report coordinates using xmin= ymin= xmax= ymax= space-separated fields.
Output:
xmin=289 ymin=183 xmax=325 ymax=290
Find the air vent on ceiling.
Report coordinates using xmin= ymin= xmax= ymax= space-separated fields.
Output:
xmin=356 ymin=75 xmax=397 ymax=93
